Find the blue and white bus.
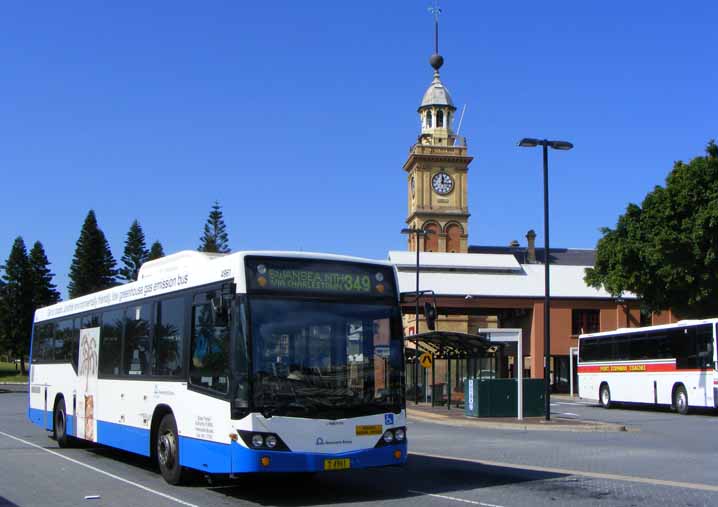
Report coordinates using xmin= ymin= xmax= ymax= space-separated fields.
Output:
xmin=28 ymin=251 xmax=407 ymax=484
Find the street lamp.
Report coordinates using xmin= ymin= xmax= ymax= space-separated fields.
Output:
xmin=401 ymin=226 xmax=436 ymax=405
xmin=517 ymin=138 xmax=573 ymax=421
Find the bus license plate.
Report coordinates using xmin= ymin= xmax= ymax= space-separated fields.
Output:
xmin=324 ymin=458 xmax=350 ymax=471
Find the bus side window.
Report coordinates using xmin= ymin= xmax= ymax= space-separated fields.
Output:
xmin=99 ymin=309 xmax=123 ymax=376
xmin=56 ymin=319 xmax=75 ymax=363
xmin=123 ymin=304 xmax=152 ymax=376
xmin=190 ymin=301 xmax=230 ymax=394
xmin=696 ymin=325 xmax=714 ymax=369
xmin=79 ymin=315 xmax=100 ymax=370
xmin=33 ymin=323 xmax=54 ymax=362
xmin=153 ymin=297 xmax=185 ymax=377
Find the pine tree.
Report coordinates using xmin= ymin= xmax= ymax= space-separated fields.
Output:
xmin=29 ymin=241 xmax=61 ymax=309
xmin=198 ymin=201 xmax=231 ymax=253
xmin=68 ymin=210 xmax=118 ymax=298
xmin=148 ymin=241 xmax=165 ymax=261
xmin=0 ymin=278 xmax=9 ymax=360
xmin=119 ymin=220 xmax=149 ymax=282
xmin=1 ymin=237 xmax=34 ymax=374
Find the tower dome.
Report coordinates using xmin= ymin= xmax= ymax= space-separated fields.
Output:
xmin=420 ymin=70 xmax=455 ymax=110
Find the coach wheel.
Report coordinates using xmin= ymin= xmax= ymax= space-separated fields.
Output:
xmin=674 ymin=385 xmax=689 ymax=415
xmin=599 ymin=384 xmax=612 ymax=409
xmin=157 ymin=414 xmax=183 ymax=484
xmin=54 ymin=398 xmax=69 ymax=448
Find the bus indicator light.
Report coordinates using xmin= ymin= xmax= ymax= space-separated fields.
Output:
xmin=260 ymin=456 xmax=270 ymax=467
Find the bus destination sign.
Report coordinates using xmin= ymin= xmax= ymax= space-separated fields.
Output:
xmin=245 ymin=257 xmax=395 ymax=297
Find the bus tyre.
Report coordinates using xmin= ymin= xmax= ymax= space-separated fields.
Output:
xmin=157 ymin=414 xmax=183 ymax=485
xmin=674 ymin=385 xmax=689 ymax=415
xmin=54 ymin=398 xmax=69 ymax=448
xmin=599 ymin=384 xmax=612 ymax=409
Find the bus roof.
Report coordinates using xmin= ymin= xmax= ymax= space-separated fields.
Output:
xmin=34 ymin=250 xmax=395 ymax=323
xmin=578 ymin=317 xmax=718 ymax=340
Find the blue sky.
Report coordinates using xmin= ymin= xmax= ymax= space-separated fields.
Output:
xmin=2 ymin=1 xmax=716 ymax=298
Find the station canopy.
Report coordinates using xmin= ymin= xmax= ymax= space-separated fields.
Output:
xmin=406 ymin=331 xmax=499 ymax=360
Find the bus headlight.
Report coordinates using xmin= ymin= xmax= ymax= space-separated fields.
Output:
xmin=394 ymin=428 xmax=405 ymax=441
xmin=265 ymin=435 xmax=278 ymax=449
xmin=251 ymin=434 xmax=264 ymax=448
xmin=382 ymin=430 xmax=394 ymax=443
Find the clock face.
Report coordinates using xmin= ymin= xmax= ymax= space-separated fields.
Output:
xmin=432 ymin=172 xmax=454 ymax=195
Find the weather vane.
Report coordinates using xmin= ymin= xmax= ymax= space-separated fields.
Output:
xmin=428 ymin=0 xmax=442 ymax=54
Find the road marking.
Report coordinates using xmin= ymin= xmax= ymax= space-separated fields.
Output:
xmin=0 ymin=431 xmax=200 ymax=507
xmin=410 ymin=451 xmax=718 ymax=492
xmin=409 ymin=489 xmax=505 ymax=507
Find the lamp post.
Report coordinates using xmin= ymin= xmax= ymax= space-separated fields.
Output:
xmin=401 ymin=226 xmax=436 ymax=405
xmin=518 ymin=138 xmax=573 ymax=421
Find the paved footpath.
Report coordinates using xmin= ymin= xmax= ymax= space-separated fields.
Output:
xmin=1 ymin=390 xmax=717 ymax=507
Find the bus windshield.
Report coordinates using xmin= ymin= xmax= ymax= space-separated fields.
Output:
xmin=249 ymin=298 xmax=404 ymax=419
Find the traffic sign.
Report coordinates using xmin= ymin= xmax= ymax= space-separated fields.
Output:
xmin=419 ymin=352 xmax=432 ymax=368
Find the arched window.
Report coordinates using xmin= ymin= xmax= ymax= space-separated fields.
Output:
xmin=425 ymin=110 xmax=433 ymax=128
xmin=436 ymin=110 xmax=444 ymax=128
xmin=446 ymin=223 xmax=463 ymax=253
xmin=423 ymin=223 xmax=440 ymax=252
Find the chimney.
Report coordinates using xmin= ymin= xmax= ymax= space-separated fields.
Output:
xmin=526 ymin=229 xmax=536 ymax=263
xmin=509 ymin=240 xmax=520 ymax=248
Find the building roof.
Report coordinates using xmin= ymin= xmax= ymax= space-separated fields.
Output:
xmin=420 ymin=71 xmax=455 ymax=109
xmin=469 ymin=245 xmax=597 ymax=266
xmin=388 ymin=251 xmax=521 ymax=272
xmin=389 ymin=250 xmax=633 ymax=300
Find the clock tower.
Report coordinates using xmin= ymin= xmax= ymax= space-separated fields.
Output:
xmin=403 ymin=29 xmax=472 ymax=253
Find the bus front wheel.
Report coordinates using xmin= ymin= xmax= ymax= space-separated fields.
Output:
xmin=599 ymin=384 xmax=612 ymax=409
xmin=53 ymin=397 xmax=69 ymax=448
xmin=157 ymin=414 xmax=183 ymax=484
xmin=673 ymin=385 xmax=689 ymax=415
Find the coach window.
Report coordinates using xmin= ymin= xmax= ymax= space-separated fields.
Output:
xmin=190 ymin=293 xmax=230 ymax=394
xmin=99 ymin=309 xmax=123 ymax=376
xmin=33 ymin=323 xmax=54 ymax=361
xmin=123 ymin=304 xmax=152 ymax=376
xmin=153 ymin=297 xmax=185 ymax=377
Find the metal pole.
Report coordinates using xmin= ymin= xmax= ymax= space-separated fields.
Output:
xmin=542 ymin=141 xmax=551 ymax=421
xmin=518 ymin=329 xmax=523 ymax=420
xmin=431 ymin=353 xmax=436 ymax=407
xmin=415 ymin=232 xmax=420 ymax=405
xmin=447 ymin=355 xmax=452 ymax=410
xmin=569 ymin=346 xmax=576 ymax=397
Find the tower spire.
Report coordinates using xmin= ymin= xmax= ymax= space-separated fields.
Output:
xmin=428 ymin=1 xmax=444 ymax=71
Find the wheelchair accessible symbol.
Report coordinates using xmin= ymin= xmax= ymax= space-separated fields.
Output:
xmin=385 ymin=414 xmax=394 ymax=425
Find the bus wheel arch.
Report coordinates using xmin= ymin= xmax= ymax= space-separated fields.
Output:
xmin=599 ymin=382 xmax=611 ymax=409
xmin=53 ymin=394 xmax=70 ymax=448
xmin=152 ymin=407 xmax=184 ymax=484
xmin=150 ymin=404 xmax=173 ymax=463
xmin=672 ymin=384 xmax=689 ymax=415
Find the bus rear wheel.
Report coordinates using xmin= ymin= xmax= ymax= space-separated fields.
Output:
xmin=157 ymin=414 xmax=183 ymax=484
xmin=599 ymin=384 xmax=612 ymax=409
xmin=673 ymin=385 xmax=689 ymax=415
xmin=53 ymin=398 xmax=70 ymax=448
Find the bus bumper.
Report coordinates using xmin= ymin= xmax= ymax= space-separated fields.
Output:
xmin=231 ymin=441 xmax=408 ymax=474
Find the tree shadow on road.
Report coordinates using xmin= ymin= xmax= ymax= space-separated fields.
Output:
xmin=207 ymin=454 xmax=566 ymax=506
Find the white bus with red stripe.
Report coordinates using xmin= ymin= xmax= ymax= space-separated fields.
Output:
xmin=578 ymin=318 xmax=717 ymax=414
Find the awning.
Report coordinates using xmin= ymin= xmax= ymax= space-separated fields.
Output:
xmin=405 ymin=331 xmax=500 ymax=359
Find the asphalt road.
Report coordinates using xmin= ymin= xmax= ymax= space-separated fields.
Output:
xmin=1 ymin=388 xmax=717 ymax=507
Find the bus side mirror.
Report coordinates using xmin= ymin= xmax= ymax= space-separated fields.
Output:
xmin=424 ymin=302 xmax=437 ymax=331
